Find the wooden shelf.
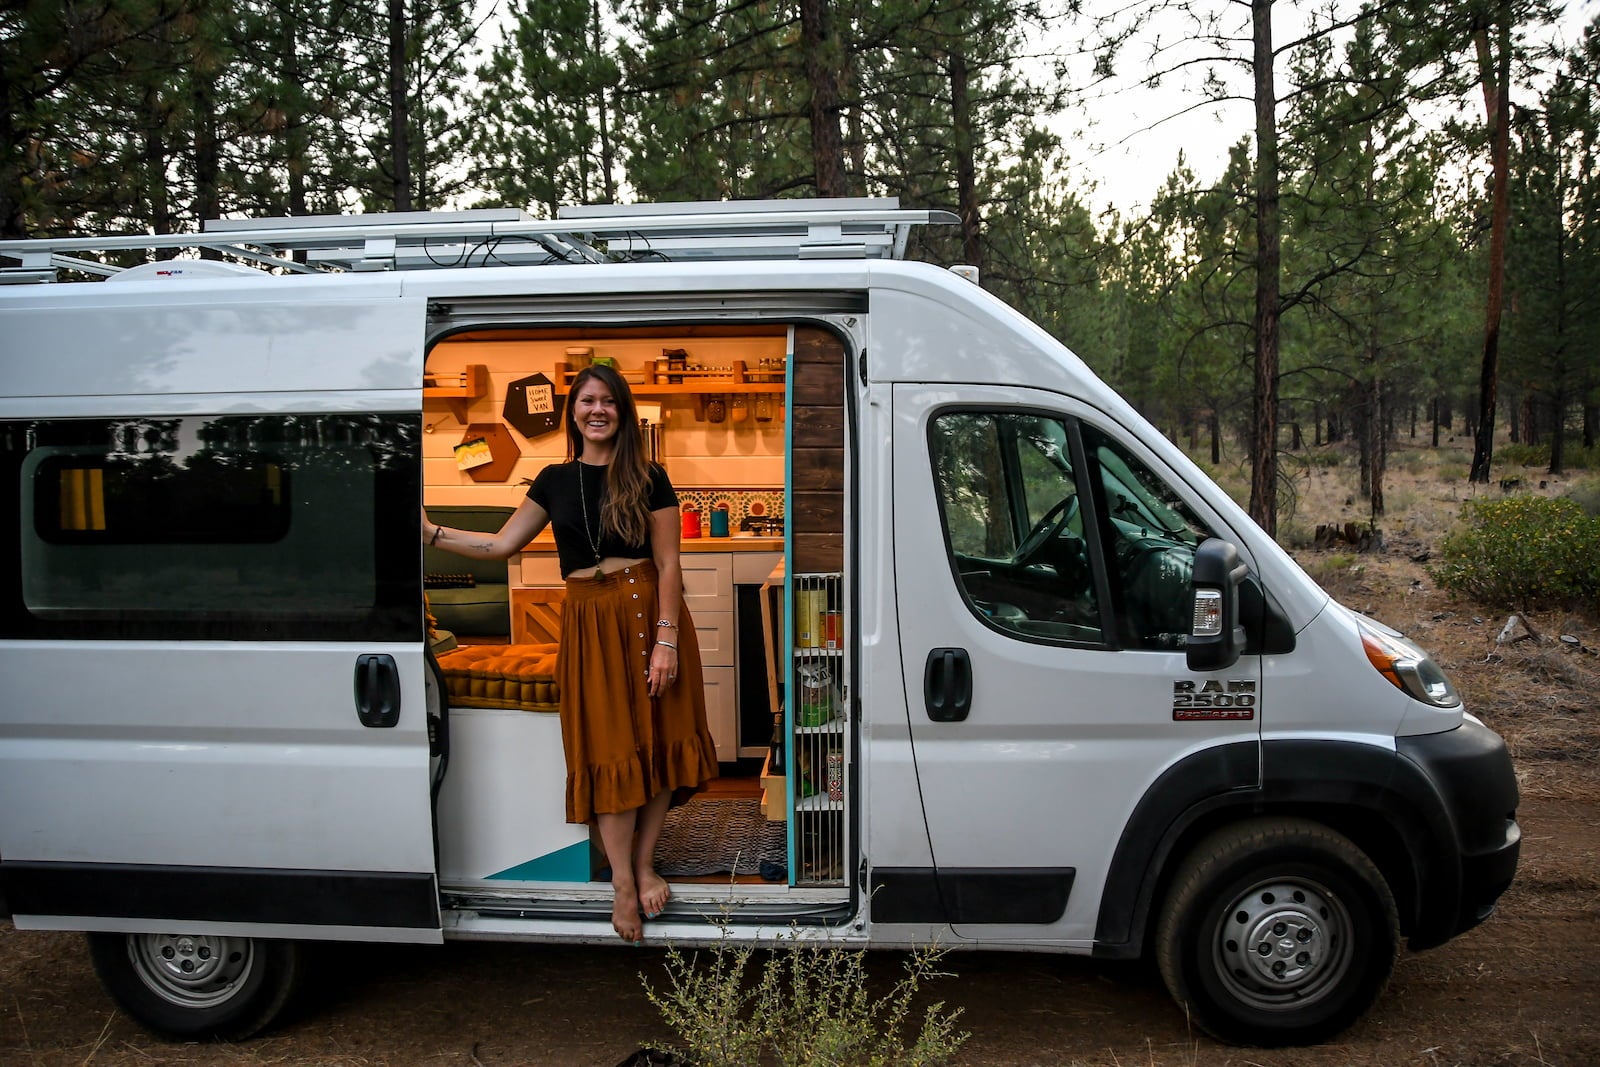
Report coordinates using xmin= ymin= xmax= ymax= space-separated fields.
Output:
xmin=555 ymin=358 xmax=786 ymax=411
xmin=424 ymin=364 xmax=489 ymax=423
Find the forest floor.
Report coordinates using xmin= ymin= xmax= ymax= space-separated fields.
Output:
xmin=2 ymin=445 xmax=1598 ymax=1066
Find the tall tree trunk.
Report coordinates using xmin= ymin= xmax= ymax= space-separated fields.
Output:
xmin=1247 ymin=0 xmax=1281 ymax=536
xmin=0 ymin=102 xmax=22 ymax=238
xmin=949 ymin=46 xmax=981 ymax=268
xmin=1431 ymin=396 xmax=1441 ymax=447
xmin=800 ymin=0 xmax=844 ymax=197
xmin=144 ymin=89 xmax=172 ymax=241
xmin=591 ymin=1 xmax=616 ymax=203
xmin=1469 ymin=3 xmax=1512 ymax=483
xmin=1549 ymin=391 xmax=1566 ymax=475
xmin=388 ymin=0 xmax=412 ymax=211
xmin=1369 ymin=378 xmax=1386 ymax=516
xmin=1209 ymin=409 xmax=1221 ymax=465
xmin=193 ymin=76 xmax=220 ymax=259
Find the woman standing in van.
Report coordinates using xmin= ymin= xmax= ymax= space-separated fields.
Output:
xmin=422 ymin=364 xmax=718 ymax=943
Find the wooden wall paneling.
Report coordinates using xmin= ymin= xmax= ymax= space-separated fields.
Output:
xmin=793 ymin=359 xmax=844 ymax=407
xmin=790 ymin=407 xmax=846 ymax=448
xmin=793 ymin=534 xmax=843 ymax=573
xmin=788 ymin=325 xmax=846 ymax=575
xmin=789 ymin=448 xmax=845 ymax=490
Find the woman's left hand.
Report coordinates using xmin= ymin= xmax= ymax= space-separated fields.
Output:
xmin=648 ymin=641 xmax=678 ymax=698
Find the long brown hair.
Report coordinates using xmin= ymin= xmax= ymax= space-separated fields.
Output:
xmin=565 ymin=364 xmax=655 ymax=544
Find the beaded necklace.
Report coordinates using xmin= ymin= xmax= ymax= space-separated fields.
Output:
xmin=576 ymin=460 xmax=605 ymax=570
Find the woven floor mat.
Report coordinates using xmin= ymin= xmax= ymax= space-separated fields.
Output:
xmin=653 ymin=796 xmax=787 ymax=877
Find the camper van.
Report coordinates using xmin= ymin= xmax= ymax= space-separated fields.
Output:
xmin=0 ymin=201 xmax=1519 ymax=1047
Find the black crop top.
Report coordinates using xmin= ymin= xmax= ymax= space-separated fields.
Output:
xmin=527 ymin=461 xmax=679 ymax=578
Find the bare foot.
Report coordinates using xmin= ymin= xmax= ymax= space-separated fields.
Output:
xmin=638 ymin=867 xmax=671 ymax=917
xmin=612 ymin=886 xmax=642 ymax=942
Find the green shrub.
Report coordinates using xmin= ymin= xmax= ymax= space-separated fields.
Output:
xmin=1568 ymin=478 xmax=1600 ymax=518
xmin=643 ymin=925 xmax=968 ymax=1067
xmin=1431 ymin=497 xmax=1600 ymax=611
xmin=1496 ymin=442 xmax=1550 ymax=467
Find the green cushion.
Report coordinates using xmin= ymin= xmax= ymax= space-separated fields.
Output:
xmin=424 ymin=505 xmax=515 ymax=635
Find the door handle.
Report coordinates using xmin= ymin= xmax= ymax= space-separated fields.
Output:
xmin=354 ymin=654 xmax=401 ymax=728
xmin=923 ymin=647 xmax=972 ymax=722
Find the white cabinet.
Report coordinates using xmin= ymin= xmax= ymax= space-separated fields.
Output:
xmin=702 ymin=665 xmax=738 ymax=761
xmin=681 ymin=554 xmax=733 ymax=613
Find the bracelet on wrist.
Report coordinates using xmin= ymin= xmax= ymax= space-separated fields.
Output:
xmin=655 ymin=619 xmax=678 ymax=630
xmin=430 ymin=526 xmax=443 ymax=546
xmin=656 ymin=640 xmax=678 ymax=651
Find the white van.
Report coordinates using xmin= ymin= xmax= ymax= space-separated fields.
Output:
xmin=0 ymin=201 xmax=1520 ymax=1047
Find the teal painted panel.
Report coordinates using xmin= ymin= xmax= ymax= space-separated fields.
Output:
xmin=486 ymin=840 xmax=591 ymax=882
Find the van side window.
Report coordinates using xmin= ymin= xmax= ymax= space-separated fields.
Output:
xmin=0 ymin=415 xmax=420 ymax=641
xmin=1079 ymin=424 xmax=1215 ymax=650
xmin=930 ymin=411 xmax=1103 ymax=644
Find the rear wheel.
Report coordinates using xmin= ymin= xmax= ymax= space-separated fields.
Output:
xmin=88 ymin=932 xmax=300 ymax=1040
xmin=1155 ymin=818 xmax=1400 ymax=1046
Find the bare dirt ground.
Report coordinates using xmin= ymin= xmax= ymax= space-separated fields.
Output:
xmin=3 ymin=450 xmax=1598 ymax=1067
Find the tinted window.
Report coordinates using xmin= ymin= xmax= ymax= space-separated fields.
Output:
xmin=1080 ymin=424 xmax=1214 ymax=650
xmin=1 ymin=415 xmax=420 ymax=641
xmin=931 ymin=411 xmax=1103 ymax=645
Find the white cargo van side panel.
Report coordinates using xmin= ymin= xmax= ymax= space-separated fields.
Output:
xmin=0 ymin=289 xmax=438 ymax=941
xmin=0 ymin=276 xmax=418 ymax=406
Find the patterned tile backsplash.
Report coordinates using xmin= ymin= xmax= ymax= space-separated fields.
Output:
xmin=678 ymin=488 xmax=785 ymax=525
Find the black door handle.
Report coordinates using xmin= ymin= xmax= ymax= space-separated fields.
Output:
xmin=923 ymin=647 xmax=972 ymax=722
xmin=354 ymin=654 xmax=401 ymax=728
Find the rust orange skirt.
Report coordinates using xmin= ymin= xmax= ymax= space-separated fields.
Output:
xmin=557 ymin=560 xmax=719 ymax=824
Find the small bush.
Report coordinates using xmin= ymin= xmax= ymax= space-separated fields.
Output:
xmin=1497 ymin=442 xmax=1550 ymax=467
xmin=1431 ymin=497 xmax=1600 ymax=611
xmin=643 ymin=925 xmax=968 ymax=1067
xmin=1568 ymin=478 xmax=1600 ymax=518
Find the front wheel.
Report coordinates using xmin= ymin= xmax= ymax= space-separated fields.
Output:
xmin=1155 ymin=818 xmax=1400 ymax=1046
xmin=88 ymin=932 xmax=301 ymax=1040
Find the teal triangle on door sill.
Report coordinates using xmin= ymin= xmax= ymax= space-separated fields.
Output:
xmin=487 ymin=841 xmax=590 ymax=882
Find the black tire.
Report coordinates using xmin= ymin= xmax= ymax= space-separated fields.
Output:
xmin=87 ymin=932 xmax=301 ymax=1040
xmin=1155 ymin=817 xmax=1400 ymax=1046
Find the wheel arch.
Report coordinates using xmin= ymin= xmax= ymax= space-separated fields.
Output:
xmin=1094 ymin=738 xmax=1458 ymax=959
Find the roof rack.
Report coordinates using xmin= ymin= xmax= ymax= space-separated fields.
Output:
xmin=0 ymin=199 xmax=958 ymax=283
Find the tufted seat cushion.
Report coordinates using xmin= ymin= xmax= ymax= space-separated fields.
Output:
xmin=436 ymin=643 xmax=561 ymax=713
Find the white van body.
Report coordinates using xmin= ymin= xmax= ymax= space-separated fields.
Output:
xmin=0 ymin=204 xmax=1520 ymax=1046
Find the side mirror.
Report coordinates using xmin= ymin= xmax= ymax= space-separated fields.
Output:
xmin=1187 ymin=539 xmax=1248 ymax=671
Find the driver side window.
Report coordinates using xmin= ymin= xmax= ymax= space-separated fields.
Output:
xmin=930 ymin=410 xmax=1103 ymax=644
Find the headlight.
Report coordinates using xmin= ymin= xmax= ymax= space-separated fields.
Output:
xmin=1359 ymin=619 xmax=1461 ymax=708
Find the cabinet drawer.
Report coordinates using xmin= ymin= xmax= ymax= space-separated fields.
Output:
xmin=702 ymin=665 xmax=737 ymax=762
xmin=682 ymin=554 xmax=733 ymax=613
xmin=519 ymin=553 xmax=562 ymax=587
xmin=692 ymin=610 xmax=735 ymax=667
xmin=733 ymin=551 xmax=784 ymax=585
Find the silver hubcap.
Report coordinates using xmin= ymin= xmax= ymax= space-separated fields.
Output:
xmin=1215 ymin=877 xmax=1353 ymax=1009
xmin=128 ymin=934 xmax=255 ymax=1009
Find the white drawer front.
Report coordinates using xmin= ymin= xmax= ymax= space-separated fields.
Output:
xmin=701 ymin=665 xmax=738 ymax=762
xmin=692 ymin=609 xmax=736 ymax=667
xmin=681 ymin=554 xmax=733 ymax=612
xmin=519 ymin=553 xmax=562 ymax=587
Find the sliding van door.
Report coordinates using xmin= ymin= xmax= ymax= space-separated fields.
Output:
xmin=0 ymin=295 xmax=438 ymax=943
